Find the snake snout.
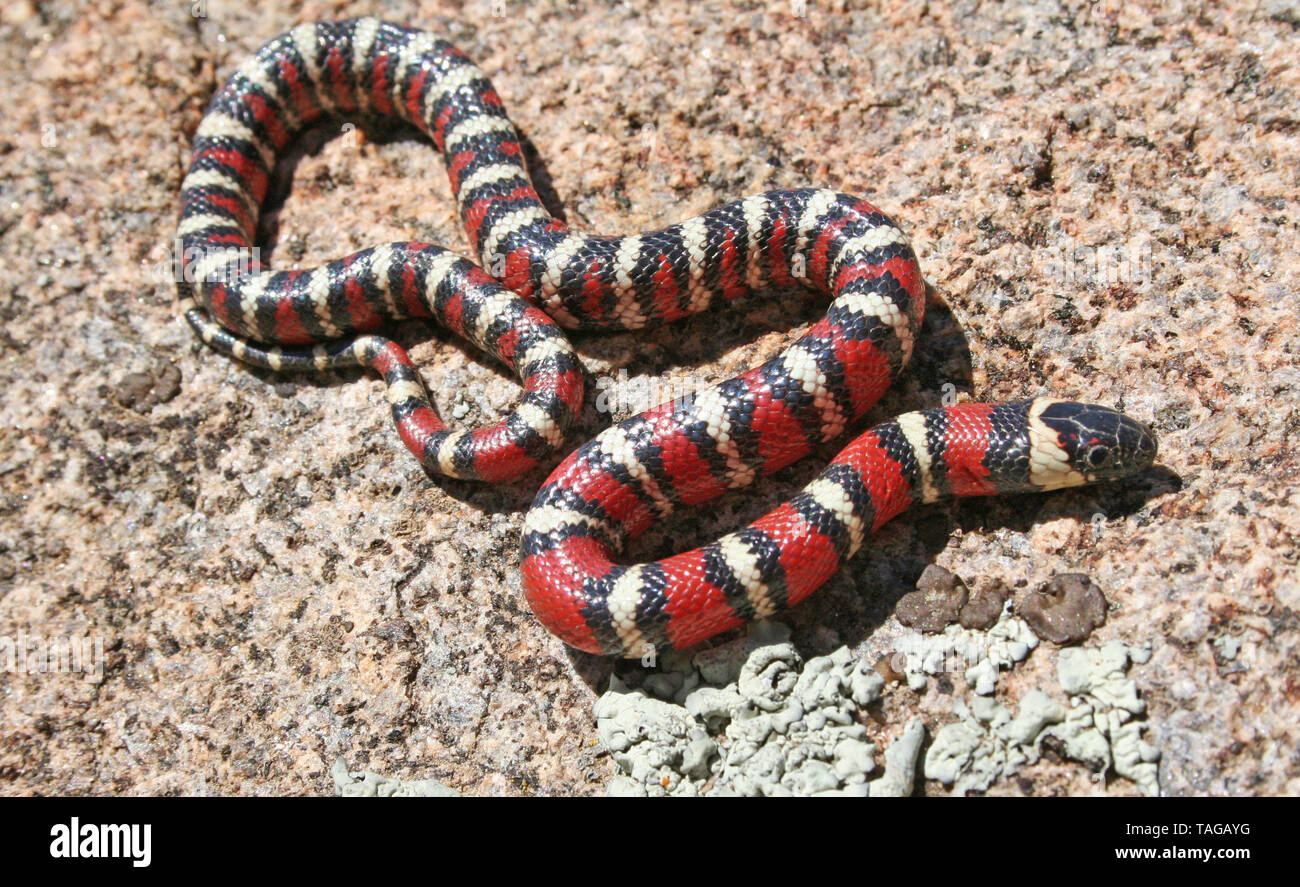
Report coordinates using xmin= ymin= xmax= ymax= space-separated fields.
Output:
xmin=1117 ymin=412 xmax=1159 ymax=474
xmin=1034 ymin=399 xmax=1158 ymax=485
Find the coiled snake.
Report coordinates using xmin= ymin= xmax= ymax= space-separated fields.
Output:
xmin=177 ymin=19 xmax=1157 ymax=657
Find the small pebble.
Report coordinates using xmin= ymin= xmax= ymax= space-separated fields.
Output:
xmin=1018 ymin=573 xmax=1107 ymax=644
xmin=874 ymin=653 xmax=905 ymax=684
xmin=895 ymin=564 xmax=968 ymax=633
xmin=115 ymin=363 xmax=182 ymax=412
xmin=115 ymin=372 xmax=154 ymax=409
xmin=958 ymin=580 xmax=1011 ymax=630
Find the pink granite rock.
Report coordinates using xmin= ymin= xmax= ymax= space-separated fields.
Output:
xmin=0 ymin=0 xmax=1295 ymax=796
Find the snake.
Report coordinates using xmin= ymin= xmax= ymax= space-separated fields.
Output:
xmin=177 ymin=19 xmax=1158 ymax=658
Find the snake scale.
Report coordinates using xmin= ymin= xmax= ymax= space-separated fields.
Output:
xmin=177 ymin=19 xmax=1157 ymax=657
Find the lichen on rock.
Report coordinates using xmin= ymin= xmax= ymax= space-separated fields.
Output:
xmin=886 ymin=600 xmax=1039 ymax=696
xmin=923 ymin=641 xmax=1159 ymax=796
xmin=595 ymin=621 xmax=925 ymax=797
xmin=331 ymin=757 xmax=460 ymax=797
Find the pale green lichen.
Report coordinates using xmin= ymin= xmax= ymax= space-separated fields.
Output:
xmin=331 ymin=757 xmax=460 ymax=797
xmin=867 ymin=717 xmax=925 ymax=797
xmin=596 ymin=621 xmax=924 ymax=797
xmin=1051 ymin=642 xmax=1161 ymax=795
xmin=924 ymin=692 xmax=1067 ymax=793
xmin=886 ymin=601 xmax=1038 ymax=695
xmin=923 ymin=641 xmax=1159 ymax=795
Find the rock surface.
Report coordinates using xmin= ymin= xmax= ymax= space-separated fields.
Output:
xmin=0 ymin=0 xmax=1296 ymax=795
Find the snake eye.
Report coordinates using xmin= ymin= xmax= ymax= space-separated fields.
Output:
xmin=1086 ymin=445 xmax=1110 ymax=468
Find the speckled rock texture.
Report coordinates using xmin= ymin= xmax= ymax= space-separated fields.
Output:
xmin=0 ymin=0 xmax=1295 ymax=795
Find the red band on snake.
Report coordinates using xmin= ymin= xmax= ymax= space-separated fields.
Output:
xmin=178 ymin=19 xmax=1158 ymax=657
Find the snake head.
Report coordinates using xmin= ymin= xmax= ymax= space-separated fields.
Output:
xmin=1029 ymin=399 xmax=1158 ymax=490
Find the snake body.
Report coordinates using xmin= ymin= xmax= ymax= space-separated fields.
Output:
xmin=178 ymin=19 xmax=1158 ymax=657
